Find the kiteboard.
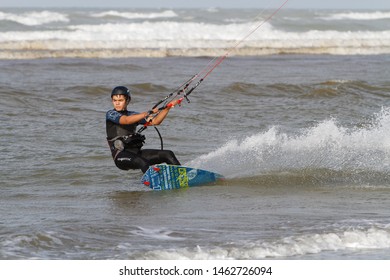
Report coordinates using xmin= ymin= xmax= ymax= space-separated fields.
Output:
xmin=141 ymin=164 xmax=224 ymax=191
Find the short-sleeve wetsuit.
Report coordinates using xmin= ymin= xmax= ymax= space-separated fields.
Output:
xmin=106 ymin=109 xmax=180 ymax=173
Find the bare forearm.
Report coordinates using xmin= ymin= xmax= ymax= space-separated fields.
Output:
xmin=150 ymin=108 xmax=170 ymax=125
xmin=119 ymin=112 xmax=149 ymax=125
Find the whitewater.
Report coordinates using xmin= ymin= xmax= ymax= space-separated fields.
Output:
xmin=0 ymin=8 xmax=390 ymax=58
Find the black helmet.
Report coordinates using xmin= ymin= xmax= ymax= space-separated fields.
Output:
xmin=111 ymin=86 xmax=131 ymax=101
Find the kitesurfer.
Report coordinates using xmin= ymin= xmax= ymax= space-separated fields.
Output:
xmin=106 ymin=86 xmax=181 ymax=173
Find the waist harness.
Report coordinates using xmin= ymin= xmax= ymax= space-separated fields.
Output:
xmin=107 ymin=133 xmax=146 ymax=159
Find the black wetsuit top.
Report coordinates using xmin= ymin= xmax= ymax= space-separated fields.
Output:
xmin=106 ymin=108 xmax=180 ymax=173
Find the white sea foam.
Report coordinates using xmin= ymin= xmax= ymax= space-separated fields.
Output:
xmin=1 ymin=9 xmax=390 ymax=58
xmin=0 ymin=10 xmax=69 ymax=26
xmin=143 ymin=225 xmax=390 ymax=259
xmin=1 ymin=21 xmax=389 ymax=58
xmin=0 ymin=21 xmax=273 ymax=42
xmin=91 ymin=10 xmax=178 ymax=19
xmin=320 ymin=11 xmax=390 ymax=21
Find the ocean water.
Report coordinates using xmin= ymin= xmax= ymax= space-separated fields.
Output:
xmin=1 ymin=6 xmax=390 ymax=260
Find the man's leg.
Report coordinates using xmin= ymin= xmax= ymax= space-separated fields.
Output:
xmin=139 ymin=149 xmax=181 ymax=166
xmin=114 ymin=150 xmax=151 ymax=173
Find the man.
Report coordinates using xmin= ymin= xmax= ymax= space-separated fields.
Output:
xmin=106 ymin=86 xmax=181 ymax=173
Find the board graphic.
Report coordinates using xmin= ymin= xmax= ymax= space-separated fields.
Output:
xmin=141 ymin=164 xmax=224 ymax=190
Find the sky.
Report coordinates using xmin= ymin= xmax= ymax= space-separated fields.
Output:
xmin=0 ymin=0 xmax=389 ymax=9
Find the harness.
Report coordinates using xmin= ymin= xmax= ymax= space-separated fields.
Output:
xmin=107 ymin=133 xmax=145 ymax=160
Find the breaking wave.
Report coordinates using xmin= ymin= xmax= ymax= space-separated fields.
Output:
xmin=140 ymin=224 xmax=390 ymax=259
xmin=1 ymin=9 xmax=390 ymax=58
xmin=91 ymin=10 xmax=178 ymax=20
xmin=320 ymin=11 xmax=390 ymax=21
xmin=0 ymin=10 xmax=69 ymax=26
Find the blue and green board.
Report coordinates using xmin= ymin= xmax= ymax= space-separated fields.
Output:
xmin=141 ymin=164 xmax=224 ymax=190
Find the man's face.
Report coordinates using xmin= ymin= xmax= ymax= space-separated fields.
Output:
xmin=112 ymin=94 xmax=128 ymax=111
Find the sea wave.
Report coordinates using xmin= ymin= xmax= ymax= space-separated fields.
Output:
xmin=1 ymin=8 xmax=390 ymax=59
xmin=140 ymin=225 xmax=390 ymax=259
xmin=0 ymin=231 xmax=66 ymax=259
xmin=320 ymin=11 xmax=390 ymax=21
xmin=4 ymin=224 xmax=390 ymax=259
xmin=0 ymin=10 xmax=69 ymax=26
xmin=1 ymin=27 xmax=389 ymax=58
xmin=91 ymin=10 xmax=178 ymax=20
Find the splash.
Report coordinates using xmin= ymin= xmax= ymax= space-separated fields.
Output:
xmin=189 ymin=108 xmax=390 ymax=180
